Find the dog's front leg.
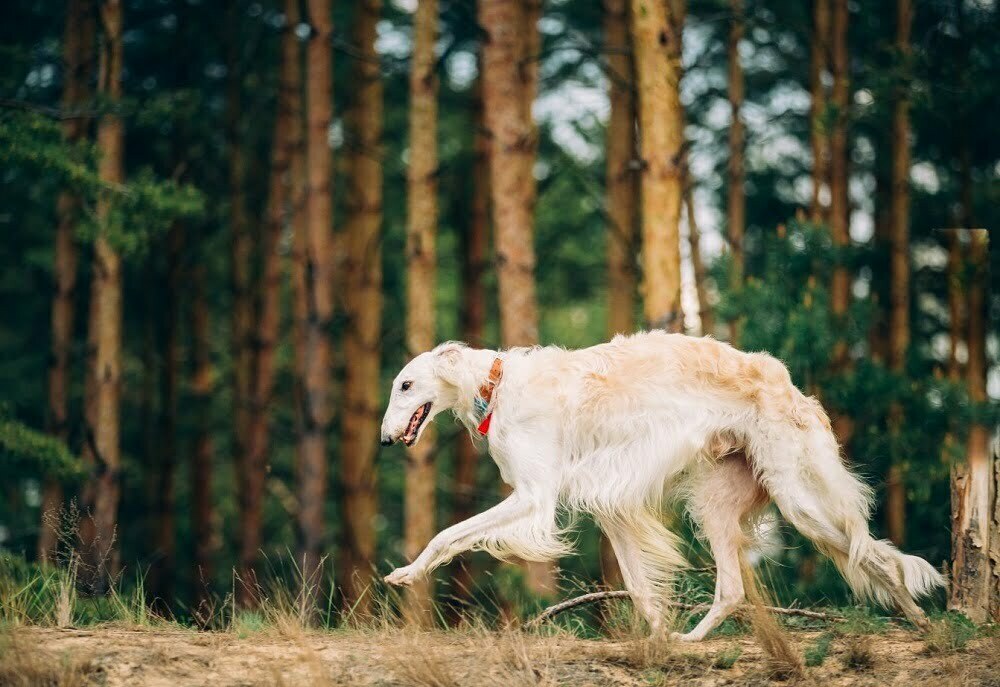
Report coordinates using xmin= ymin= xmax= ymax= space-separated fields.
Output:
xmin=384 ymin=492 xmax=536 ymax=587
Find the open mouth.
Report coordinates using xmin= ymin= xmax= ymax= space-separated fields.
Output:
xmin=402 ymin=402 xmax=432 ymax=447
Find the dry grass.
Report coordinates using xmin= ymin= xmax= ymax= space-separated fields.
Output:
xmin=388 ymin=632 xmax=464 ymax=687
xmin=841 ymin=636 xmax=876 ymax=671
xmin=739 ymin=558 xmax=804 ymax=679
xmin=0 ymin=629 xmax=95 ymax=687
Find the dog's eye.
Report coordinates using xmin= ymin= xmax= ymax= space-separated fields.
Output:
xmin=400 ymin=381 xmax=412 ymax=392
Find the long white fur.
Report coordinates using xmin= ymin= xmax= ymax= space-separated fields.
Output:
xmin=379 ymin=332 xmax=944 ymax=639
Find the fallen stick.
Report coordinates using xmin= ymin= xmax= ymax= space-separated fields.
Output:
xmin=526 ymin=590 xmax=843 ymax=628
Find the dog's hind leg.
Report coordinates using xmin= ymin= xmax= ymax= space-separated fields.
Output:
xmin=597 ymin=510 xmax=686 ymax=634
xmin=679 ymin=453 xmax=768 ymax=642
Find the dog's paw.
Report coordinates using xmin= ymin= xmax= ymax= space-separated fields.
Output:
xmin=669 ymin=631 xmax=703 ymax=643
xmin=384 ymin=565 xmax=421 ymax=587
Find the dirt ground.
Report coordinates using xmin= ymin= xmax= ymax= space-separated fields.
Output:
xmin=4 ymin=625 xmax=998 ymax=686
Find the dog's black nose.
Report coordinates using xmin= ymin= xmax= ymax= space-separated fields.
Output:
xmin=380 ymin=436 xmax=393 ymax=446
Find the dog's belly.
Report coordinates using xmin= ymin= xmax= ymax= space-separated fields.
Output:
xmin=558 ymin=399 xmax=737 ymax=513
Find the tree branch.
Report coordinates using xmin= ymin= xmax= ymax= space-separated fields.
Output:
xmin=526 ymin=590 xmax=844 ymax=628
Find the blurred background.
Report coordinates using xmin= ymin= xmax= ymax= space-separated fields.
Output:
xmin=0 ymin=0 xmax=997 ymax=626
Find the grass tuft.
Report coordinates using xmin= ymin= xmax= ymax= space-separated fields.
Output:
xmin=0 ymin=628 xmax=94 ymax=686
xmin=712 ymin=644 xmax=742 ymax=669
xmin=841 ymin=636 xmax=875 ymax=671
xmin=803 ymin=630 xmax=834 ymax=667
xmin=923 ymin=612 xmax=977 ymax=655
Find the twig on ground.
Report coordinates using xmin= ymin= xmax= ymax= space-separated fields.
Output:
xmin=526 ymin=590 xmax=843 ymax=628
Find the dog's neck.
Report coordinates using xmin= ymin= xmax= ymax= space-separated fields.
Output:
xmin=450 ymin=346 xmax=503 ymax=431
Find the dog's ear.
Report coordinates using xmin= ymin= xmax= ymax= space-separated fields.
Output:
xmin=433 ymin=342 xmax=466 ymax=387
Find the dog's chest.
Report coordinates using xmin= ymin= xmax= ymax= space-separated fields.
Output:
xmin=485 ymin=435 xmax=515 ymax=484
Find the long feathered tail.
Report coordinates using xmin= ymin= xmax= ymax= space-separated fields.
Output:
xmin=749 ymin=394 xmax=944 ymax=612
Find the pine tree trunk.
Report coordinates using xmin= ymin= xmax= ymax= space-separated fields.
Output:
xmin=519 ymin=0 xmax=557 ymax=597
xmin=828 ymin=0 xmax=853 ymax=447
xmin=602 ymin=0 xmax=636 ymax=589
xmin=480 ymin=0 xmax=538 ymax=349
xmin=601 ymin=0 xmax=638 ymax=587
xmin=946 ymin=229 xmax=963 ymax=383
xmin=149 ymin=223 xmax=183 ymax=605
xmin=294 ymin=0 xmax=334 ymax=598
xmin=480 ymin=0 xmax=555 ymax=597
xmin=400 ymin=0 xmax=438 ymax=625
xmin=452 ymin=75 xmax=490 ymax=606
xmin=630 ymin=0 xmax=685 ymax=333
xmin=287 ymin=0 xmax=312 ymax=600
xmin=954 ymin=228 xmax=992 ymax=619
xmin=727 ymin=0 xmax=745 ymax=345
xmin=829 ymin=0 xmax=850 ymax=339
xmin=809 ymin=0 xmax=830 ymax=224
xmin=241 ymin=0 xmax=298 ymax=602
xmin=522 ymin=0 xmax=542 ymax=219
xmin=950 ymin=228 xmax=992 ymax=622
xmin=40 ymin=0 xmax=95 ymax=565
xmin=340 ymin=0 xmax=384 ymax=615
xmin=686 ymin=185 xmax=713 ymax=337
xmin=226 ymin=0 xmax=251 ymax=478
xmin=869 ymin=134 xmax=891 ymax=364
xmin=81 ymin=0 xmax=125 ymax=593
xmin=189 ymin=260 xmax=216 ymax=618
xmin=605 ymin=0 xmax=636 ymax=342
xmin=224 ymin=0 xmax=259 ymax=603
xmin=886 ymin=0 xmax=911 ymax=548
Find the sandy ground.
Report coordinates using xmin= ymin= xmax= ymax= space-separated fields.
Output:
xmin=5 ymin=625 xmax=998 ymax=686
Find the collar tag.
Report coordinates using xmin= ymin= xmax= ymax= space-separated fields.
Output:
xmin=474 ymin=357 xmax=503 ymax=436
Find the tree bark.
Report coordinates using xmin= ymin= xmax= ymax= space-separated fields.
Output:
xmin=829 ymin=0 xmax=850 ymax=341
xmin=726 ymin=0 xmax=745 ymax=344
xmin=40 ymin=0 xmax=95 ymax=565
xmin=293 ymin=0 xmax=335 ymax=601
xmin=400 ymin=0 xmax=438 ymax=625
xmin=946 ymin=229 xmax=963 ymax=383
xmin=950 ymin=228 xmax=992 ymax=623
xmin=522 ymin=0 xmax=542 ymax=220
xmin=886 ymin=0 xmax=911 ymax=548
xmin=340 ymin=0 xmax=384 ymax=615
xmin=827 ymin=0 xmax=853 ymax=447
xmin=224 ymin=0 xmax=260 ymax=603
xmin=189 ymin=260 xmax=216 ymax=618
xmin=868 ymin=133 xmax=891 ymax=364
xmin=240 ymin=0 xmax=298 ymax=603
xmin=480 ymin=0 xmax=539 ymax=348
xmin=519 ymin=0 xmax=556 ymax=597
xmin=80 ymin=0 xmax=125 ymax=593
xmin=149 ymin=223 xmax=182 ymax=605
xmin=630 ymin=0 xmax=685 ymax=333
xmin=686 ymin=185 xmax=712 ymax=337
xmin=452 ymin=74 xmax=490 ymax=606
xmin=602 ymin=0 xmax=636 ymax=589
xmin=809 ymin=0 xmax=830 ymax=224
xmin=480 ymin=0 xmax=556 ymax=596
xmin=605 ymin=0 xmax=637 ymax=342
xmin=226 ymin=0 xmax=252 ymax=501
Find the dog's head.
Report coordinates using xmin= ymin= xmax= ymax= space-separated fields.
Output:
xmin=379 ymin=343 xmax=466 ymax=448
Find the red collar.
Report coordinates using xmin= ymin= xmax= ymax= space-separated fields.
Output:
xmin=475 ymin=357 xmax=503 ymax=435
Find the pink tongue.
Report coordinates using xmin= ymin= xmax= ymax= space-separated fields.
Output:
xmin=403 ymin=406 xmax=426 ymax=443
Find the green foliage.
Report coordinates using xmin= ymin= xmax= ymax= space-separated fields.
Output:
xmin=803 ymin=631 xmax=834 ymax=667
xmin=0 ymin=416 xmax=81 ymax=482
xmin=0 ymin=110 xmax=204 ymax=257
xmin=712 ymin=644 xmax=742 ymax=669
xmin=836 ymin=607 xmax=890 ymax=637
xmin=924 ymin=612 xmax=978 ymax=654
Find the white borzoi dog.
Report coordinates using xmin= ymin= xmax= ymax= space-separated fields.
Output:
xmin=379 ymin=332 xmax=944 ymax=640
